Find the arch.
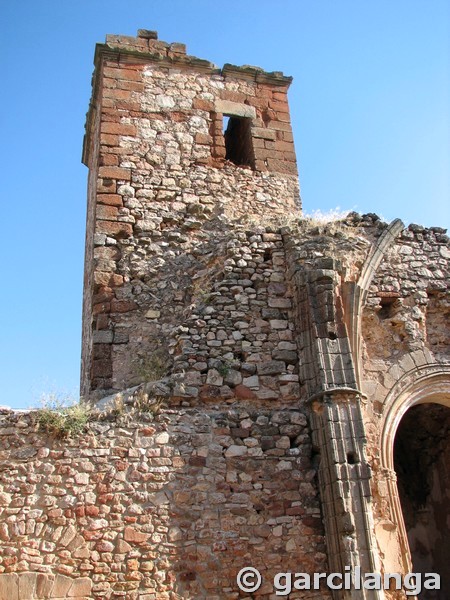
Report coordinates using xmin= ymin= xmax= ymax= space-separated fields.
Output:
xmin=381 ymin=366 xmax=450 ymax=473
xmin=378 ymin=365 xmax=450 ymax=575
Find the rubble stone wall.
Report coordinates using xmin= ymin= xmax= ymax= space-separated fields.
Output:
xmin=80 ymin=31 xmax=301 ymax=399
xmin=0 ymin=407 xmax=330 ymax=600
xmin=2 ymin=215 xmax=447 ymax=599
xmin=3 ymin=29 xmax=449 ymax=600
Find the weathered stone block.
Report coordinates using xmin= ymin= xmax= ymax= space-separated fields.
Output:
xmin=269 ymin=319 xmax=288 ymax=330
xmin=124 ymin=526 xmax=148 ymax=544
xmin=224 ymin=369 xmax=242 ymax=386
xmin=93 ymin=330 xmax=113 ymax=344
xmin=36 ymin=573 xmax=54 ymax=599
xmin=225 ymin=444 xmax=248 ymax=457
xmin=98 ymin=166 xmax=131 ymax=180
xmin=272 ymin=349 xmax=297 ymax=364
xmin=215 ymin=100 xmax=256 ymax=119
xmin=67 ymin=577 xmax=93 ymax=597
xmin=51 ymin=574 xmax=72 ymax=598
xmin=268 ymin=297 xmax=292 ymax=308
xmin=242 ymin=375 xmax=259 ymax=388
xmin=206 ymin=369 xmax=223 ymax=386
xmin=251 ymin=126 xmax=277 ymax=140
xmin=0 ymin=573 xmax=18 ymax=600
xmin=257 ymin=361 xmax=285 ymax=375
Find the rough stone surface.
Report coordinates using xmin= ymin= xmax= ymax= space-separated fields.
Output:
xmin=1 ymin=29 xmax=449 ymax=600
xmin=0 ymin=408 xmax=327 ymax=599
xmin=80 ymin=29 xmax=300 ymax=399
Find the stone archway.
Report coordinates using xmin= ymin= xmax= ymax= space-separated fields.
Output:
xmin=379 ymin=366 xmax=450 ymax=597
xmin=394 ymin=402 xmax=449 ymax=599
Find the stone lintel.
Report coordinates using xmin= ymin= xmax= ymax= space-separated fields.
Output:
xmin=215 ymin=100 xmax=256 ymax=119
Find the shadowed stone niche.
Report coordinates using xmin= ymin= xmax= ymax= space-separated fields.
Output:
xmin=394 ymin=403 xmax=450 ymax=599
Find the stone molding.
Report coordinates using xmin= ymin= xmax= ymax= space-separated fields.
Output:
xmin=378 ymin=363 xmax=450 ymax=576
xmin=343 ymin=218 xmax=405 ymax=387
xmin=310 ymin=391 xmax=384 ymax=600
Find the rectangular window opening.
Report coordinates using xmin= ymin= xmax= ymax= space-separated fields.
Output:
xmin=223 ymin=115 xmax=255 ymax=169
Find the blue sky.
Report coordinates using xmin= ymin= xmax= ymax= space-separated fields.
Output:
xmin=1 ymin=1 xmax=449 ymax=409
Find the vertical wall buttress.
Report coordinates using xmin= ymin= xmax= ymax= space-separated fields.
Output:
xmin=288 ymin=255 xmax=384 ymax=599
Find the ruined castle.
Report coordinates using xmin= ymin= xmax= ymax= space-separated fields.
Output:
xmin=0 ymin=30 xmax=448 ymax=600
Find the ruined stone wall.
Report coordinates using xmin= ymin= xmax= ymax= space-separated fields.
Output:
xmin=355 ymin=221 xmax=450 ymax=583
xmin=3 ymin=28 xmax=449 ymax=600
xmin=362 ymin=223 xmax=449 ymax=374
xmin=2 ymin=220 xmax=449 ymax=599
xmin=81 ymin=30 xmax=300 ymax=400
xmin=0 ymin=406 xmax=329 ymax=600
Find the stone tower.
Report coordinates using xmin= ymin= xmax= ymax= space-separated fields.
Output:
xmin=0 ymin=28 xmax=448 ymax=600
xmin=81 ymin=29 xmax=300 ymax=400
xmin=77 ymin=31 xmax=449 ymax=599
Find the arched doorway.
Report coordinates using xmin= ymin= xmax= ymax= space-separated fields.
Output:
xmin=393 ymin=402 xmax=449 ymax=599
xmin=379 ymin=366 xmax=450 ymax=598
